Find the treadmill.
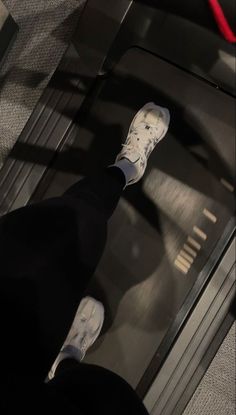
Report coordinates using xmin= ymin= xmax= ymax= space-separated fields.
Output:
xmin=0 ymin=1 xmax=235 ymax=413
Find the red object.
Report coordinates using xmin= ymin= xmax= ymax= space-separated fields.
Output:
xmin=208 ymin=0 xmax=236 ymax=43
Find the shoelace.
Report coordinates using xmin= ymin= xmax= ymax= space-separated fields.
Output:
xmin=74 ymin=311 xmax=96 ymax=356
xmin=122 ymin=123 xmax=160 ymax=158
xmin=79 ymin=333 xmax=88 ymax=356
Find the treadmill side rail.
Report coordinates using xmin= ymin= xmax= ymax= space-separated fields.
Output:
xmin=73 ymin=0 xmax=132 ymax=75
xmin=0 ymin=0 xmax=132 ymax=215
xmin=144 ymin=236 xmax=236 ymax=415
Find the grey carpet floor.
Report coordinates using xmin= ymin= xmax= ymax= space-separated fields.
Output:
xmin=184 ymin=322 xmax=236 ymax=415
xmin=0 ymin=0 xmax=85 ymax=167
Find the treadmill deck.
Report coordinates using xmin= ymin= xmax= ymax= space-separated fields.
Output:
xmin=35 ymin=48 xmax=235 ymax=388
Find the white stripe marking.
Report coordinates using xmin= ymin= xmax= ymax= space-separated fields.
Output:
xmin=187 ymin=236 xmax=201 ymax=250
xmin=193 ymin=226 xmax=207 ymax=241
xmin=180 ymin=250 xmax=194 ymax=264
xmin=174 ymin=259 xmax=189 ymax=274
xmin=177 ymin=255 xmax=191 ymax=269
xmin=220 ymin=178 xmax=234 ymax=192
xmin=183 ymin=244 xmax=197 ymax=258
xmin=203 ymin=208 xmax=217 ymax=223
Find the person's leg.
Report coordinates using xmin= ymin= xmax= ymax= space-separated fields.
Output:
xmin=64 ymin=101 xmax=171 ymax=210
xmin=0 ymin=102 xmax=170 ymax=382
xmin=45 ymin=294 xmax=147 ymax=414
xmin=64 ymin=166 xmax=125 ymax=219
xmin=2 ymin=360 xmax=148 ymax=415
xmin=47 ymin=361 xmax=149 ymax=415
xmin=0 ymin=172 xmax=123 ymax=380
xmin=0 ymin=168 xmax=124 ymax=380
xmin=46 ymin=102 xmax=170 ymax=377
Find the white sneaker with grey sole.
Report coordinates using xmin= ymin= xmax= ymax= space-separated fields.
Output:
xmin=116 ymin=102 xmax=170 ymax=185
xmin=48 ymin=296 xmax=104 ymax=380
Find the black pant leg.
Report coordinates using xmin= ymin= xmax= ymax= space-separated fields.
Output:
xmin=47 ymin=361 xmax=149 ymax=415
xmin=2 ymin=362 xmax=147 ymax=415
xmin=0 ymin=167 xmax=124 ymax=379
xmin=64 ymin=166 xmax=125 ymax=219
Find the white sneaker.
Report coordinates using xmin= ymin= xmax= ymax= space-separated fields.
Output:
xmin=116 ymin=102 xmax=170 ymax=185
xmin=48 ymin=297 xmax=104 ymax=380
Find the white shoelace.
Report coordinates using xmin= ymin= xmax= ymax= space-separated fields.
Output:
xmin=122 ymin=123 xmax=161 ymax=159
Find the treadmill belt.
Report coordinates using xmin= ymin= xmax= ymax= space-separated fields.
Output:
xmin=34 ymin=48 xmax=235 ymax=389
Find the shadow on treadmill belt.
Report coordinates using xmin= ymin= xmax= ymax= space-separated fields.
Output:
xmin=32 ymin=48 xmax=235 ymax=392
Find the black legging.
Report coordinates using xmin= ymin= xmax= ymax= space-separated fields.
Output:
xmin=0 ymin=167 xmax=148 ymax=415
